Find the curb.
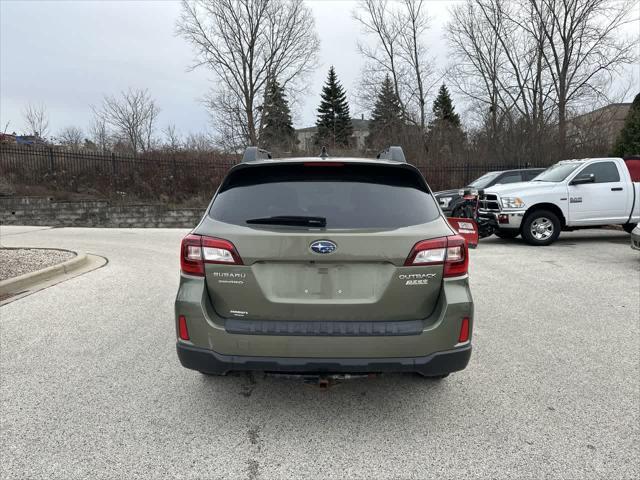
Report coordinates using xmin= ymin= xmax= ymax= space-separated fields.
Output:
xmin=0 ymin=250 xmax=88 ymax=295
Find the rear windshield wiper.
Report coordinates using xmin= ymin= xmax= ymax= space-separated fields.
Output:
xmin=246 ymin=215 xmax=327 ymax=227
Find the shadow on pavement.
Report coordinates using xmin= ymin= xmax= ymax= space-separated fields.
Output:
xmin=481 ymin=232 xmax=630 ymax=247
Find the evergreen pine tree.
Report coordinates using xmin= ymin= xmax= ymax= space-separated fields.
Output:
xmin=612 ymin=93 xmax=640 ymax=157
xmin=315 ymin=66 xmax=353 ymax=148
xmin=366 ymin=75 xmax=404 ymax=150
xmin=430 ymin=84 xmax=461 ymax=128
xmin=259 ymin=79 xmax=296 ymax=151
xmin=427 ymin=83 xmax=465 ymax=157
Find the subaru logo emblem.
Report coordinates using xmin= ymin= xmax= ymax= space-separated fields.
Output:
xmin=310 ymin=240 xmax=337 ymax=254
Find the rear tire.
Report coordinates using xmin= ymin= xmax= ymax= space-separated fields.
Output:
xmin=495 ymin=230 xmax=520 ymax=240
xmin=623 ymin=223 xmax=637 ymax=234
xmin=521 ymin=210 xmax=561 ymax=246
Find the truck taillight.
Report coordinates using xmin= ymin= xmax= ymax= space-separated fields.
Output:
xmin=180 ymin=234 xmax=243 ymax=276
xmin=404 ymin=235 xmax=468 ymax=278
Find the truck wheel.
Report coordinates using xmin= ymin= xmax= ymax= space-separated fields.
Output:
xmin=623 ymin=223 xmax=637 ymax=234
xmin=521 ymin=210 xmax=561 ymax=246
xmin=495 ymin=230 xmax=520 ymax=239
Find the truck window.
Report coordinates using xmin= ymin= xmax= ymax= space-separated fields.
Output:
xmin=577 ymin=162 xmax=620 ymax=183
xmin=524 ymin=170 xmax=544 ymax=180
xmin=468 ymin=171 xmax=501 ymax=188
xmin=495 ymin=173 xmax=522 ymax=185
xmin=533 ymin=163 xmax=582 ymax=182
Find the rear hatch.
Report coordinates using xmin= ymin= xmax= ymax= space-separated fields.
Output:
xmin=195 ymin=161 xmax=453 ymax=322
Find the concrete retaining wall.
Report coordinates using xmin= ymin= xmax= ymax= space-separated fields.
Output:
xmin=0 ymin=197 xmax=205 ymax=228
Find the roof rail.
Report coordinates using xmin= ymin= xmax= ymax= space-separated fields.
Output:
xmin=376 ymin=146 xmax=406 ymax=162
xmin=242 ymin=146 xmax=272 ymax=162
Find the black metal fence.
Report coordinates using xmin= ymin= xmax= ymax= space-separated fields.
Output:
xmin=0 ymin=144 xmax=238 ymax=204
xmin=0 ymin=144 xmax=552 ymax=203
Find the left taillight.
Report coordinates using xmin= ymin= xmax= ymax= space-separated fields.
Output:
xmin=404 ymin=234 xmax=469 ymax=278
xmin=180 ymin=234 xmax=243 ymax=276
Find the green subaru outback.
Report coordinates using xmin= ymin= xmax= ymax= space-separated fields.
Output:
xmin=175 ymin=147 xmax=473 ymax=378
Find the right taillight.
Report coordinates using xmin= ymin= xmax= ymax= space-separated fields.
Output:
xmin=180 ymin=234 xmax=243 ymax=276
xmin=178 ymin=315 xmax=190 ymax=340
xmin=405 ymin=235 xmax=468 ymax=278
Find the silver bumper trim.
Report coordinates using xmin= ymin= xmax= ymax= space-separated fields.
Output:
xmin=479 ymin=209 xmax=526 ymax=229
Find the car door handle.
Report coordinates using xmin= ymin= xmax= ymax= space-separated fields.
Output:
xmin=611 ymin=187 xmax=623 ymax=191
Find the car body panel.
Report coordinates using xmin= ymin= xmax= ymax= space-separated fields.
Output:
xmin=567 ymin=160 xmax=634 ymax=224
xmin=195 ymin=164 xmax=455 ymax=322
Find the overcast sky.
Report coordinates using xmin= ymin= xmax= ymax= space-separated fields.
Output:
xmin=1 ymin=0 xmax=637 ymax=140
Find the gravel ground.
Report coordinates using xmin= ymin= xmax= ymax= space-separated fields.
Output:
xmin=0 ymin=247 xmax=76 ymax=281
xmin=0 ymin=226 xmax=638 ymax=480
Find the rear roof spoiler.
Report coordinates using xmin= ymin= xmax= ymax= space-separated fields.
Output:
xmin=376 ymin=146 xmax=406 ymax=163
xmin=242 ymin=146 xmax=272 ymax=162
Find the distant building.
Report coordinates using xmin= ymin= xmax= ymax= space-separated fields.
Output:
xmin=568 ymin=102 xmax=631 ymax=150
xmin=17 ymin=135 xmax=48 ymax=146
xmin=0 ymin=133 xmax=48 ymax=146
xmin=296 ymin=118 xmax=370 ymax=152
xmin=0 ymin=133 xmax=16 ymax=144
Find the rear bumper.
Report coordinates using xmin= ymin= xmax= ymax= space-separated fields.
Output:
xmin=175 ymin=274 xmax=473 ymax=360
xmin=177 ymin=342 xmax=472 ymax=376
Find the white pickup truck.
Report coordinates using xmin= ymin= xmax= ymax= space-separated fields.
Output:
xmin=478 ymin=157 xmax=640 ymax=246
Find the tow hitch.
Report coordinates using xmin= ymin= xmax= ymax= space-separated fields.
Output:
xmin=267 ymin=373 xmax=379 ymax=388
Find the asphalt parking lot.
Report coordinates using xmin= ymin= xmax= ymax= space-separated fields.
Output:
xmin=1 ymin=226 xmax=638 ymax=479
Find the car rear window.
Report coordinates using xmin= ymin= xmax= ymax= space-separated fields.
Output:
xmin=209 ymin=163 xmax=441 ymax=229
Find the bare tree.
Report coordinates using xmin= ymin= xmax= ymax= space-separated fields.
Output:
xmin=163 ymin=124 xmax=182 ymax=151
xmin=89 ymin=114 xmax=110 ymax=153
xmin=524 ymin=0 xmax=638 ymax=154
xmin=354 ymin=1 xmax=406 ymax=115
xmin=177 ymin=0 xmax=320 ymax=148
xmin=447 ymin=0 xmax=637 ymax=161
xmin=92 ymin=88 xmax=160 ymax=154
xmin=204 ymin=89 xmax=250 ymax=152
xmin=22 ymin=103 xmax=49 ymax=139
xmin=354 ymin=0 xmax=438 ymax=129
xmin=57 ymin=126 xmax=84 ymax=148
xmin=447 ymin=1 xmax=505 ymax=135
xmin=397 ymin=0 xmax=438 ymax=129
xmin=142 ymin=100 xmax=160 ymax=151
xmin=184 ymin=132 xmax=214 ymax=152
xmin=448 ymin=0 xmax=558 ymax=150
